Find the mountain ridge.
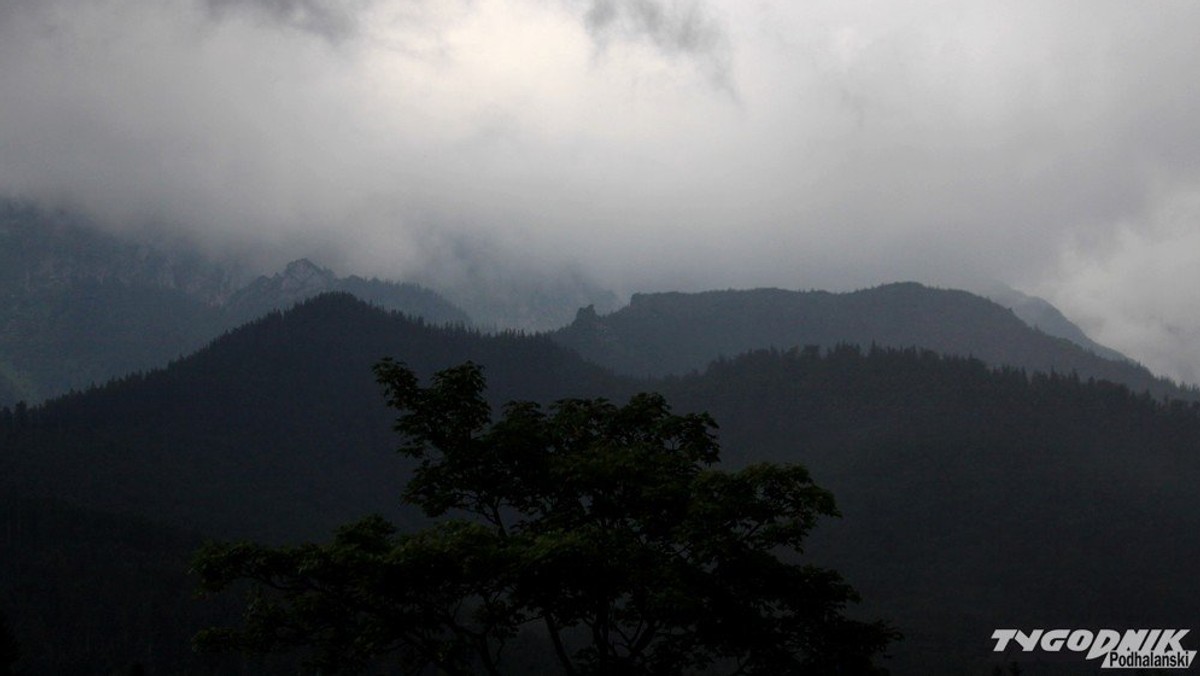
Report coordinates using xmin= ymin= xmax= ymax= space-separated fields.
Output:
xmin=973 ymin=282 xmax=1129 ymax=363
xmin=0 ymin=204 xmax=472 ymax=406
xmin=222 ymin=258 xmax=470 ymax=328
xmin=552 ymin=282 xmax=1193 ymax=401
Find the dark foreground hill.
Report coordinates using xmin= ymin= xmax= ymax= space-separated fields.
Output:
xmin=0 ymin=294 xmax=622 ymax=673
xmin=1 ymin=293 xmax=619 ymax=543
xmin=2 ymin=294 xmax=1199 ymax=673
xmin=552 ymin=283 xmax=1192 ymax=401
xmin=661 ymin=347 xmax=1200 ymax=674
xmin=0 ymin=498 xmax=282 ymax=675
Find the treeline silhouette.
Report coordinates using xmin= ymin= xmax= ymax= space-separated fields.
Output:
xmin=662 ymin=345 xmax=1200 ymax=673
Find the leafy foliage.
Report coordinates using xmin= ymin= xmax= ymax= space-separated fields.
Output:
xmin=194 ymin=361 xmax=897 ymax=675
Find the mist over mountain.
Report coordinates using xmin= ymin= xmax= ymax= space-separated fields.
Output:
xmin=222 ymin=258 xmax=471 ymax=328
xmin=552 ymin=283 xmax=1192 ymax=401
xmin=431 ymin=258 xmax=621 ymax=332
xmin=973 ymin=283 xmax=1130 ymax=364
xmin=0 ymin=204 xmax=226 ymax=405
xmin=0 ymin=206 xmax=471 ymax=407
xmin=0 ymin=202 xmax=240 ymax=303
xmin=6 ymin=200 xmax=1178 ymax=412
xmin=6 ymin=1 xmax=1200 ymax=382
xmin=5 ymin=1 xmax=1200 ymax=672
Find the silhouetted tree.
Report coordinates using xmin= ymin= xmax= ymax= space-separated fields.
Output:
xmin=193 ymin=360 xmax=897 ymax=675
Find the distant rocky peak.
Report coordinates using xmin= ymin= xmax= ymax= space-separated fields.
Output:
xmin=575 ymin=304 xmax=599 ymax=322
xmin=283 ymin=258 xmax=325 ymax=277
xmin=277 ymin=258 xmax=335 ymax=294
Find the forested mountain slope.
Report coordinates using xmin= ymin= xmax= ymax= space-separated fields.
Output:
xmin=0 ymin=498 xmax=260 ymax=675
xmin=661 ymin=346 xmax=1200 ymax=673
xmin=552 ymin=283 xmax=1191 ymax=400
xmin=1 ymin=293 xmax=620 ymax=542
xmin=3 ymin=295 xmax=1199 ymax=673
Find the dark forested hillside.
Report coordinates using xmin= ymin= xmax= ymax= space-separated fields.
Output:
xmin=3 ymin=296 xmax=1199 ymax=673
xmin=0 ymin=498 xmax=269 ymax=675
xmin=1 ymin=293 xmax=621 ymax=542
xmin=661 ymin=346 xmax=1200 ymax=673
xmin=552 ymin=284 xmax=1191 ymax=400
xmin=0 ymin=294 xmax=623 ymax=672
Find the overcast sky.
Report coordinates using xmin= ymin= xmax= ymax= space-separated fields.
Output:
xmin=2 ymin=0 xmax=1200 ymax=382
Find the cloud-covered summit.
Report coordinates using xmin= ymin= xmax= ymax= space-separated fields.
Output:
xmin=3 ymin=0 xmax=1200 ymax=382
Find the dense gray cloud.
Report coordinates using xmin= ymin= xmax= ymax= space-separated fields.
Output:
xmin=580 ymin=0 xmax=730 ymax=84
xmin=2 ymin=0 xmax=1200 ymax=382
xmin=202 ymin=0 xmax=367 ymax=40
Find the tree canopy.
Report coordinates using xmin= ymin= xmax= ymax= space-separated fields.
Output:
xmin=193 ymin=360 xmax=896 ymax=675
